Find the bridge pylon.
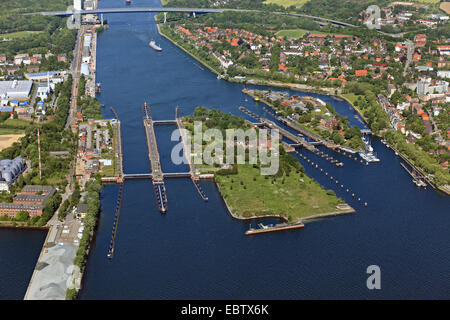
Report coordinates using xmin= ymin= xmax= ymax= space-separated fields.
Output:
xmin=164 ymin=12 xmax=167 ymax=23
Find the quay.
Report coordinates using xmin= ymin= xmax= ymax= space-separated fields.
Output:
xmin=400 ymin=162 xmax=427 ymax=188
xmin=111 ymin=107 xmax=124 ymax=180
xmin=107 ymin=183 xmax=125 ymax=259
xmin=100 ymin=106 xmax=212 ymax=204
xmin=239 ymin=106 xmax=318 ymax=152
xmin=390 ymin=144 xmax=435 ymax=189
xmin=143 ymin=102 xmax=168 ymax=213
xmin=245 ymin=222 xmax=305 ymax=235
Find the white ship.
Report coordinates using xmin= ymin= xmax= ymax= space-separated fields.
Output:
xmin=149 ymin=40 xmax=162 ymax=52
xmin=359 ymin=136 xmax=380 ymax=163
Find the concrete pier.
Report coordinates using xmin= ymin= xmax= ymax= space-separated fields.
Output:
xmin=143 ymin=103 xmax=168 ymax=212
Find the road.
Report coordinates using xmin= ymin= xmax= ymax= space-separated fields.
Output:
xmin=66 ymin=26 xmax=85 ymax=129
xmin=29 ymin=7 xmax=356 ymax=28
xmin=402 ymin=40 xmax=414 ymax=77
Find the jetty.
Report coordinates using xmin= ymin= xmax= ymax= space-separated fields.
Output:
xmin=400 ymin=162 xmax=427 ymax=188
xmin=245 ymin=222 xmax=305 ymax=235
xmin=107 ymin=183 xmax=125 ymax=258
xmin=143 ymin=102 xmax=168 ymax=213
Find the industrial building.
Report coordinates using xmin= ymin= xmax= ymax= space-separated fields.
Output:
xmin=0 ymin=158 xmax=26 ymax=192
xmin=25 ymin=71 xmax=65 ymax=82
xmin=0 ymin=80 xmax=33 ymax=100
xmin=20 ymin=185 xmax=55 ymax=195
xmin=81 ymin=63 xmax=90 ymax=76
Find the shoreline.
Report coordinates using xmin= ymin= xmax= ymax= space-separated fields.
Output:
xmin=337 ymin=94 xmax=370 ymax=125
xmin=158 ymin=22 xmax=221 ymax=76
xmin=0 ymin=222 xmax=49 ymax=230
xmin=157 ymin=23 xmax=339 ymax=95
xmin=215 ymin=179 xmax=355 ymax=233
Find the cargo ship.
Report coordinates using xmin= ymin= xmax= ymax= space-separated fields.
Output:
xmin=149 ymin=40 xmax=162 ymax=52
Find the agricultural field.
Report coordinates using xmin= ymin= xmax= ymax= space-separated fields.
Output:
xmin=264 ymin=0 xmax=309 ymax=8
xmin=0 ymin=131 xmax=25 ymax=151
xmin=440 ymin=2 xmax=450 ymax=14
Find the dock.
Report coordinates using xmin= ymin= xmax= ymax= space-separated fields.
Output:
xmin=400 ymin=162 xmax=427 ymax=188
xmin=239 ymin=106 xmax=318 ymax=152
xmin=102 ymin=104 xmax=211 ymax=205
xmin=107 ymin=183 xmax=124 ymax=259
xmin=245 ymin=222 xmax=305 ymax=235
xmin=143 ymin=102 xmax=168 ymax=213
xmin=392 ymin=144 xmax=435 ymax=189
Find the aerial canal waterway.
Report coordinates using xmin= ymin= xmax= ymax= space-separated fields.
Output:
xmin=1 ymin=0 xmax=448 ymax=300
xmin=73 ymin=0 xmax=450 ymax=299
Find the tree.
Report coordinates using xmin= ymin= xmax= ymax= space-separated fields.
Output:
xmin=15 ymin=210 xmax=29 ymax=221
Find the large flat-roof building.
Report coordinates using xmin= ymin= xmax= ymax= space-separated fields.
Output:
xmin=0 ymin=80 xmax=33 ymax=100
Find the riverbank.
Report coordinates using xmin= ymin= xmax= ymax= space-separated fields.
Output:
xmin=0 ymin=221 xmax=48 ymax=230
xmin=157 ymin=22 xmax=221 ymax=76
xmin=217 ymin=178 xmax=355 ymax=235
xmin=157 ymin=22 xmax=341 ymax=96
xmin=155 ymin=22 xmax=450 ymax=197
xmin=339 ymin=93 xmax=370 ymax=125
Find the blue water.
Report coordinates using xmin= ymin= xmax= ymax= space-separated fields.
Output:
xmin=0 ymin=229 xmax=46 ymax=299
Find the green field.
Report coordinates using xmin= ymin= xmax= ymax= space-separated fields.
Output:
xmin=0 ymin=128 xmax=25 ymax=135
xmin=3 ymin=118 xmax=33 ymax=129
xmin=275 ymin=29 xmax=310 ymax=38
xmin=216 ymin=164 xmax=346 ymax=221
xmin=0 ymin=30 xmax=44 ymax=40
xmin=276 ymin=28 xmax=350 ymax=38
xmin=264 ymin=0 xmax=308 ymax=8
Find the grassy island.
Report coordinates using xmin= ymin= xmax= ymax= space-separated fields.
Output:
xmin=216 ymin=164 xmax=350 ymax=222
xmin=183 ymin=107 xmax=353 ymax=222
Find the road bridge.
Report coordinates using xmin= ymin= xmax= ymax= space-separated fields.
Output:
xmin=28 ymin=7 xmax=356 ymax=28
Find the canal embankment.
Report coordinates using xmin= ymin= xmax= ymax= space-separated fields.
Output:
xmin=157 ymin=22 xmax=340 ymax=96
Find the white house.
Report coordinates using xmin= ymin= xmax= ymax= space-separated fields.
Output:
xmin=437 ymin=70 xmax=450 ymax=79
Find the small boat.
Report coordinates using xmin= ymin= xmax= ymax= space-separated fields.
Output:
xmin=359 ymin=135 xmax=380 ymax=163
xmin=149 ymin=40 xmax=162 ymax=52
xmin=125 ymin=0 xmax=131 ymax=4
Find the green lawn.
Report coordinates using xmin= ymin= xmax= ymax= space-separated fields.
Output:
xmin=275 ymin=29 xmax=310 ymax=38
xmin=276 ymin=28 xmax=350 ymax=39
xmin=0 ymin=128 xmax=25 ymax=135
xmin=264 ymin=0 xmax=308 ymax=8
xmin=216 ymin=164 xmax=346 ymax=221
xmin=0 ymin=30 xmax=44 ymax=40
xmin=3 ymin=118 xmax=32 ymax=128
xmin=341 ymin=93 xmax=360 ymax=105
